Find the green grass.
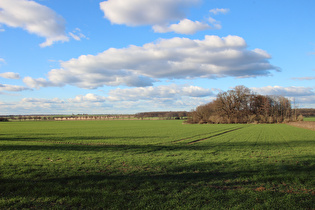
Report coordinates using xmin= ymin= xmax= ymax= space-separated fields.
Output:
xmin=0 ymin=120 xmax=314 ymax=209
xmin=304 ymin=117 xmax=315 ymax=121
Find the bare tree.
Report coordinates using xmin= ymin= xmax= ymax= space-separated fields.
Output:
xmin=187 ymin=86 xmax=295 ymax=124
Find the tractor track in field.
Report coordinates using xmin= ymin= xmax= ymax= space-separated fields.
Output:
xmin=29 ymin=126 xmax=244 ymax=147
xmin=187 ymin=127 xmax=243 ymax=145
xmin=171 ymin=126 xmax=242 ymax=144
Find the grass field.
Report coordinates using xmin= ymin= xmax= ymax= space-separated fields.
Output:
xmin=0 ymin=120 xmax=314 ymax=209
xmin=304 ymin=117 xmax=315 ymax=121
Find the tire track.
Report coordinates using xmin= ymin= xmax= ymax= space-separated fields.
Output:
xmin=171 ymin=126 xmax=241 ymax=144
xmin=187 ymin=127 xmax=243 ymax=145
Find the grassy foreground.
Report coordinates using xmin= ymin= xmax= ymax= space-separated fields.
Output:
xmin=0 ymin=120 xmax=314 ymax=209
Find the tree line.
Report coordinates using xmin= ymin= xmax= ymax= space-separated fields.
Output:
xmin=296 ymin=108 xmax=315 ymax=117
xmin=135 ymin=111 xmax=188 ymax=120
xmin=186 ymin=85 xmax=303 ymax=124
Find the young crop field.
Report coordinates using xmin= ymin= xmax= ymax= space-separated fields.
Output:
xmin=0 ymin=120 xmax=314 ymax=209
xmin=304 ymin=117 xmax=315 ymax=122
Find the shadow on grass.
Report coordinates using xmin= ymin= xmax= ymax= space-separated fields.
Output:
xmin=1 ymin=163 xmax=314 ymax=209
xmin=1 ymin=140 xmax=315 ymax=153
xmin=0 ymin=135 xmax=168 ymax=142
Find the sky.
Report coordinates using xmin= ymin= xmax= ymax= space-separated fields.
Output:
xmin=0 ymin=0 xmax=314 ymax=115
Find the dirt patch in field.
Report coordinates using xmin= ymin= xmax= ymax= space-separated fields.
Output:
xmin=287 ymin=121 xmax=315 ymax=131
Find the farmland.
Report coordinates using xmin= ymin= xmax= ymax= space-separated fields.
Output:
xmin=0 ymin=120 xmax=314 ymax=209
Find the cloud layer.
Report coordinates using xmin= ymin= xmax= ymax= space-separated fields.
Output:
xmin=24 ymin=35 xmax=279 ymax=89
xmin=251 ymin=86 xmax=315 ymax=97
xmin=0 ymin=83 xmax=30 ymax=92
xmin=251 ymin=86 xmax=315 ymax=107
xmin=0 ymin=72 xmax=20 ymax=79
xmin=153 ymin=19 xmax=212 ymax=34
xmin=100 ymin=0 xmax=227 ymax=34
xmin=0 ymin=0 xmax=69 ymax=47
xmin=2 ymin=85 xmax=315 ymax=114
xmin=100 ymin=0 xmax=200 ymax=26
xmin=0 ymin=84 xmax=215 ymax=114
xmin=107 ymin=84 xmax=214 ymax=101
xmin=292 ymin=76 xmax=315 ymax=81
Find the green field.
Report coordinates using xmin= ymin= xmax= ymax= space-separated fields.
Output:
xmin=0 ymin=120 xmax=314 ymax=209
xmin=304 ymin=117 xmax=315 ymax=121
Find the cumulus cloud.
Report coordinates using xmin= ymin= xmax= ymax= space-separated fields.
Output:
xmin=23 ymin=77 xmax=61 ymax=89
xmin=107 ymin=84 xmax=214 ymax=101
xmin=0 ymin=0 xmax=69 ymax=47
xmin=100 ymin=0 xmax=200 ymax=26
xmin=24 ymin=35 xmax=279 ymax=89
xmin=100 ymin=0 xmax=224 ymax=34
xmin=251 ymin=86 xmax=315 ymax=97
xmin=70 ymin=93 xmax=107 ymax=103
xmin=0 ymin=83 xmax=215 ymax=114
xmin=2 ymin=85 xmax=315 ymax=114
xmin=251 ymin=86 xmax=315 ymax=107
xmin=0 ymin=83 xmax=30 ymax=92
xmin=0 ymin=72 xmax=20 ymax=79
xmin=0 ymin=97 xmax=66 ymax=114
xmin=153 ymin=7 xmax=230 ymax=34
xmin=153 ymin=19 xmax=212 ymax=34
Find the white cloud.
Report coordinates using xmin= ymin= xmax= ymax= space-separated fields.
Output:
xmin=1 ymin=98 xmax=66 ymax=114
xmin=22 ymin=97 xmax=64 ymax=104
xmin=292 ymin=76 xmax=315 ymax=81
xmin=0 ymin=72 xmax=20 ymax=79
xmin=251 ymin=86 xmax=315 ymax=97
xmin=23 ymin=77 xmax=61 ymax=89
xmin=0 ymin=0 xmax=69 ymax=47
xmin=251 ymin=86 xmax=315 ymax=108
xmin=209 ymin=8 xmax=230 ymax=15
xmin=24 ymin=35 xmax=279 ymax=89
xmin=153 ymin=19 xmax=212 ymax=34
xmin=0 ymin=57 xmax=6 ymax=67
xmin=69 ymin=28 xmax=87 ymax=41
xmin=100 ymin=0 xmax=200 ymax=26
xmin=0 ymin=96 xmax=105 ymax=114
xmin=107 ymin=84 xmax=214 ymax=101
xmin=100 ymin=0 xmax=228 ymax=35
xmin=2 ymin=85 xmax=315 ymax=115
xmin=207 ymin=17 xmax=222 ymax=30
xmin=0 ymin=83 xmax=215 ymax=114
xmin=295 ymin=95 xmax=315 ymax=107
xmin=70 ymin=93 xmax=107 ymax=103
xmin=0 ymin=83 xmax=30 ymax=92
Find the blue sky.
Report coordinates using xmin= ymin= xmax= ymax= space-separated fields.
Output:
xmin=0 ymin=0 xmax=314 ymax=115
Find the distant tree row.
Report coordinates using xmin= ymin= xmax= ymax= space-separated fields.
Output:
xmin=0 ymin=117 xmax=9 ymax=122
xmin=2 ymin=115 xmax=53 ymax=121
xmin=187 ymin=86 xmax=302 ymax=124
xmin=54 ymin=115 xmax=134 ymax=121
xmin=296 ymin=108 xmax=315 ymax=117
xmin=0 ymin=115 xmax=136 ymax=121
xmin=135 ymin=111 xmax=188 ymax=120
